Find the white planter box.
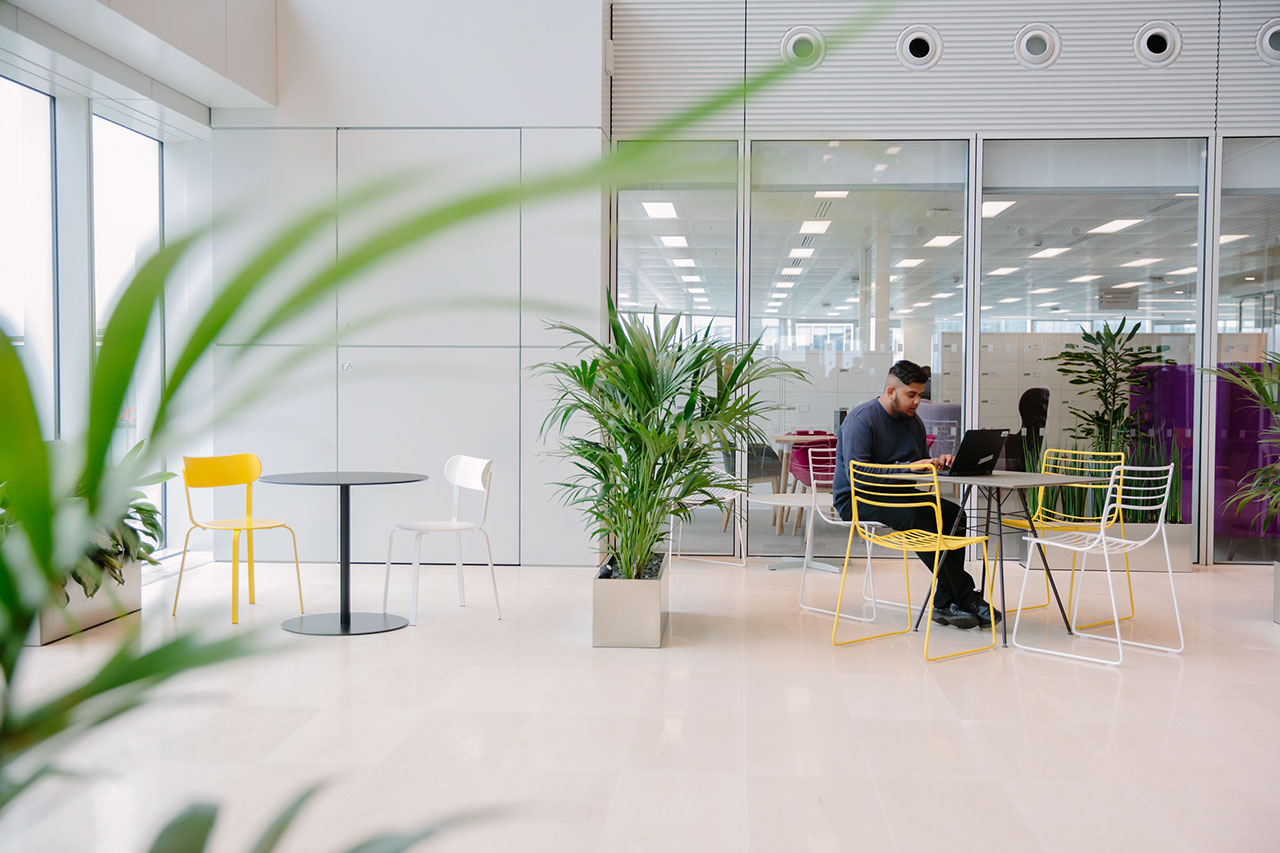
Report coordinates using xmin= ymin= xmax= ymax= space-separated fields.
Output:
xmin=592 ymin=552 xmax=669 ymax=648
xmin=26 ymin=560 xmax=142 ymax=646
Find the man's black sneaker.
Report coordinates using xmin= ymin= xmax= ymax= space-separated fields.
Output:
xmin=962 ymin=593 xmax=1002 ymax=628
xmin=931 ymin=602 xmax=980 ymax=630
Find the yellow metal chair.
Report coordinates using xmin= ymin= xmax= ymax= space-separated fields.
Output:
xmin=833 ymin=460 xmax=996 ymax=662
xmin=1000 ymin=448 xmax=1131 ymax=628
xmin=172 ymin=453 xmax=304 ymax=624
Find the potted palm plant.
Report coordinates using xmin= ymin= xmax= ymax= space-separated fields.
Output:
xmin=537 ymin=300 xmax=803 ymax=647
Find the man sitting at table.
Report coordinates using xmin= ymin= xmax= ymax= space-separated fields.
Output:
xmin=832 ymin=359 xmax=1000 ymax=630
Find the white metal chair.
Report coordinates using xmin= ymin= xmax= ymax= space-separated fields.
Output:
xmin=1013 ymin=463 xmax=1182 ymax=666
xmin=799 ymin=448 xmax=899 ymax=620
xmin=382 ymin=455 xmax=501 ymax=624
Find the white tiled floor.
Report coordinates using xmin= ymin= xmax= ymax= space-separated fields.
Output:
xmin=3 ymin=555 xmax=1279 ymax=852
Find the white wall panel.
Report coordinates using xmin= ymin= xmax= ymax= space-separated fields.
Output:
xmin=266 ymin=0 xmax=605 ymax=128
xmin=225 ymin=0 xmax=275 ymax=105
xmin=1218 ymin=1 xmax=1280 ymax=136
xmin=210 ymin=128 xmax=336 ymax=345
xmin=521 ymin=128 xmax=608 ymax=347
xmin=335 ymin=129 xmax=521 ymax=348
xmin=520 ymin=348 xmax=597 ymax=566
xmin=107 ymin=0 xmax=226 ymax=77
xmin=335 ymin=346 xmax=520 ymax=566
xmin=612 ymin=0 xmax=745 ymax=138
xmin=210 ymin=344 xmax=338 ymax=563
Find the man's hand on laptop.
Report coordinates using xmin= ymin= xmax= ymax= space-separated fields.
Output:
xmin=929 ymin=454 xmax=955 ymax=470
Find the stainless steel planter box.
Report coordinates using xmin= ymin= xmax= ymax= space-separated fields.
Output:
xmin=26 ymin=560 xmax=142 ymax=646
xmin=593 ymin=551 xmax=669 ymax=648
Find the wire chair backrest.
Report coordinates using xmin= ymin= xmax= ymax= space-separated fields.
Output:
xmin=787 ymin=431 xmax=836 ymax=486
xmin=1037 ymin=447 xmax=1125 ymax=527
xmin=807 ymin=447 xmax=838 ymax=492
xmin=1102 ymin=464 xmax=1174 ymax=538
xmin=848 ymin=459 xmax=942 ymax=543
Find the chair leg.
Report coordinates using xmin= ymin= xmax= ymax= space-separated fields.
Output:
xmin=1077 ymin=532 xmax=1184 ymax=656
xmin=1014 ymin=543 xmax=1121 ymax=666
xmin=172 ymin=526 xmax=196 ymax=617
xmin=247 ymin=529 xmax=256 ymax=604
xmin=231 ymin=528 xmax=241 ymax=624
xmin=832 ymin=531 xmax=914 ymax=646
xmin=411 ymin=533 xmax=424 ymax=627
xmin=284 ymin=525 xmax=304 ymax=613
xmin=924 ymin=542 xmax=997 ymax=663
xmin=454 ymin=531 xmax=466 ymax=607
xmin=479 ymin=529 xmax=501 ymax=620
xmin=382 ymin=528 xmax=397 ymax=615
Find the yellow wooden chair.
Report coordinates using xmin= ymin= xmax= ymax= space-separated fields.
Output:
xmin=833 ymin=460 xmax=996 ymax=662
xmin=172 ymin=453 xmax=304 ymax=624
xmin=1000 ymin=448 xmax=1132 ymax=629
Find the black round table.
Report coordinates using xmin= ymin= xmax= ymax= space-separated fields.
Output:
xmin=260 ymin=471 xmax=427 ymax=636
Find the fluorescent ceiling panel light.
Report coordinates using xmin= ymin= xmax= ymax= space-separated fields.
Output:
xmin=835 ymin=304 xmax=851 ymax=310
xmin=889 ymin=275 xmax=900 ymax=282
xmin=642 ymin=202 xmax=677 ymax=218
xmin=896 ymin=258 xmax=924 ymax=268
xmin=953 ymin=312 xmax=964 ymax=317
xmin=766 ymin=308 xmax=779 ymax=313
xmin=681 ymin=275 xmax=701 ymax=282
xmin=1039 ymin=301 xmax=1060 ymax=307
xmin=1246 ymin=276 xmax=1257 ymax=281
xmin=828 ymin=140 xmax=840 ymax=147
xmin=693 ymin=297 xmax=709 ymax=302
xmin=774 ymin=281 xmax=795 ymax=288
xmin=845 ymin=297 xmax=858 ymax=302
xmin=1175 ymin=192 xmax=1198 ymax=197
xmin=800 ymin=220 xmax=831 ymax=234
xmin=998 ymin=297 xmax=1021 ymax=303
xmin=1088 ymin=218 xmax=1143 ymax=233
xmin=687 ymin=287 xmax=705 ymax=293
xmin=1030 ymin=247 xmax=1070 ymax=258
xmin=781 ymin=267 xmax=803 ymax=275
xmin=989 ymin=267 xmax=1020 ymax=275
xmin=1069 ymin=274 xmax=1102 ymax=282
xmin=873 ymin=163 xmax=888 ymax=172
xmin=672 ymin=258 xmax=695 ymax=267
xmin=659 ymin=235 xmax=687 ymax=247
xmin=1113 ymin=281 xmax=1143 ymax=289
xmin=814 ymin=190 xmax=848 ymax=198
xmin=895 ymin=309 xmax=912 ymax=315
xmin=932 ymin=292 xmax=954 ymax=299
xmin=925 ymin=235 xmax=962 ymax=247
xmin=955 ymin=283 xmax=964 ymax=289
xmin=619 ymin=301 xmax=640 ymax=307
xmin=1029 ymin=287 xmax=1058 ymax=294
xmin=789 ymin=248 xmax=814 ymax=258
xmin=885 ymin=145 xmax=902 ymax=154
xmin=826 ymin=312 xmax=841 ymax=317
xmin=1120 ymin=257 xmax=1163 ymax=267
xmin=1166 ymin=267 xmax=1196 ymax=275
xmin=981 ymin=200 xmax=1016 ymax=217
xmin=1220 ymin=234 xmax=1249 ymax=244
xmin=913 ymin=301 xmax=932 ymax=307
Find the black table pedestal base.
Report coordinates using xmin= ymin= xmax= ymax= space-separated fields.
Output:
xmin=282 ymin=612 xmax=409 ymax=636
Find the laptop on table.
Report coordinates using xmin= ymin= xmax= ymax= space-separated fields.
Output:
xmin=937 ymin=428 xmax=1010 ymax=477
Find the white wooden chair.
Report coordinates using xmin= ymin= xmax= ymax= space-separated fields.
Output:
xmin=382 ymin=455 xmax=501 ymax=624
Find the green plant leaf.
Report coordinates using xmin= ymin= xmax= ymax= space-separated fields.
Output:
xmin=147 ymin=801 xmax=218 ymax=853
xmin=249 ymin=783 xmax=323 ymax=853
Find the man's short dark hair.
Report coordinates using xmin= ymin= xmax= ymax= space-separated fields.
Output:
xmin=887 ymin=359 xmax=929 ymax=387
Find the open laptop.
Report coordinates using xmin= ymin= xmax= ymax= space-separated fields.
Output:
xmin=937 ymin=428 xmax=1010 ymax=477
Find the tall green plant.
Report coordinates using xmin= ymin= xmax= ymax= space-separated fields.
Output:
xmin=537 ymin=301 xmax=805 ymax=579
xmin=1204 ymin=354 xmax=1280 ymax=532
xmin=1041 ymin=317 xmax=1171 ymax=454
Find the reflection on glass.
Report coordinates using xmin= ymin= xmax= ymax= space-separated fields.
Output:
xmin=617 ymin=141 xmax=738 ymax=555
xmin=92 ymin=116 xmax=164 ymax=529
xmin=979 ymin=139 xmax=1204 ymax=558
xmin=0 ymin=76 xmax=54 ymax=432
xmin=1214 ymin=138 xmax=1280 ymax=563
xmin=748 ymin=140 xmax=968 ymax=558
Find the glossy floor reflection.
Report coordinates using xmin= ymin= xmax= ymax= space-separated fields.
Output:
xmin=3 ymin=556 xmax=1277 ymax=852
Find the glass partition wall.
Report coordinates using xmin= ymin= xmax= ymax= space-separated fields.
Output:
xmin=978 ymin=139 xmax=1205 ymax=559
xmin=747 ymin=140 xmax=968 ymax=557
xmin=1214 ymin=138 xmax=1280 ymax=563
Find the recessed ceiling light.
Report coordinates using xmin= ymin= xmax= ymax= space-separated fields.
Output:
xmin=619 ymin=301 xmax=640 ymax=307
xmin=1113 ymin=281 xmax=1143 ymax=289
xmin=1220 ymin=234 xmax=1249 ymax=244
xmin=889 ymin=275 xmax=900 ymax=282
xmin=828 ymin=140 xmax=840 ymax=148
xmin=1039 ymin=301 xmax=1060 ymax=307
xmin=789 ymin=248 xmax=814 ymax=258
xmin=1088 ymin=218 xmax=1143 ymax=233
xmin=932 ymin=292 xmax=954 ymax=299
xmin=1120 ymin=257 xmax=1163 ymax=267
xmin=1167 ymin=267 xmax=1197 ymax=275
xmin=681 ymin=275 xmax=701 ymax=282
xmin=989 ymin=267 xmax=1020 ymax=276
xmin=775 ymin=281 xmax=795 ymax=288
xmin=1246 ymin=276 xmax=1257 ymax=281
xmin=1030 ymin=247 xmax=1071 ymax=258
xmin=999 ymin=297 xmax=1021 ymax=303
xmin=1175 ymin=192 xmax=1198 ymax=197
xmin=981 ymin=201 xmax=1017 ymax=218
xmin=981 ymin=305 xmax=992 ymax=310
xmin=873 ymin=163 xmax=888 ymax=172
xmin=642 ymin=202 xmax=677 ymax=218
xmin=659 ymin=235 xmax=687 ymax=247
xmin=896 ymin=259 xmax=924 ymax=268
xmin=895 ymin=309 xmax=913 ymax=315
xmin=925 ymin=235 xmax=962 ymax=247
xmin=1069 ymin=275 xmax=1103 ymax=282
xmin=687 ymin=287 xmax=705 ymax=293
xmin=955 ymin=283 xmax=964 ymax=289
xmin=1174 ymin=290 xmax=1184 ymax=294
xmin=766 ymin=308 xmax=778 ymax=313
xmin=823 ymin=154 xmax=834 ymax=163
xmin=767 ymin=302 xmax=782 ymax=308
xmin=953 ymin=312 xmax=963 ymax=317
xmin=885 ymin=145 xmax=902 ymax=155
xmin=834 ymin=304 xmax=851 ymax=310
xmin=845 ymin=297 xmax=859 ymax=303
xmin=672 ymin=258 xmax=695 ymax=267
xmin=1029 ymin=287 xmax=1058 ymax=294
xmin=800 ymin=220 xmax=831 ymax=234
xmin=693 ymin=297 xmax=709 ymax=302
xmin=814 ymin=190 xmax=848 ymax=198
xmin=914 ymin=301 xmax=932 ymax=307
xmin=781 ymin=267 xmax=803 ymax=275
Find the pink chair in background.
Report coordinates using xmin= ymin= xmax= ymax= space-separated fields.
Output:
xmin=784 ymin=430 xmax=837 ymax=535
